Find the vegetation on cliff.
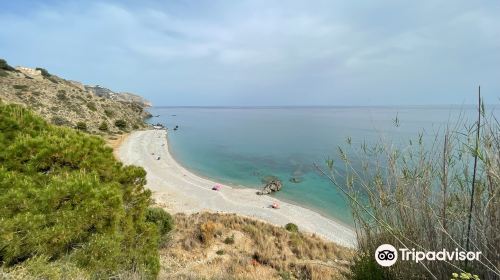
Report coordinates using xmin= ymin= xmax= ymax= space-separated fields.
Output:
xmin=0 ymin=102 xmax=172 ymax=278
xmin=0 ymin=58 xmax=151 ymax=134
xmin=159 ymin=212 xmax=354 ymax=279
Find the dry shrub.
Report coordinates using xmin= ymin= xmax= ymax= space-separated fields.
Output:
xmin=199 ymin=221 xmax=217 ymax=245
xmin=160 ymin=212 xmax=354 ymax=279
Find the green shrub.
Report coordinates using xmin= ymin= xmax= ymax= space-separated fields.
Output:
xmin=51 ymin=116 xmax=70 ymax=126
xmin=36 ymin=67 xmax=51 ymax=78
xmin=0 ymin=103 xmax=159 ymax=278
xmin=36 ymin=67 xmax=58 ymax=83
xmin=146 ymin=207 xmax=174 ymax=236
xmin=104 ymin=109 xmax=115 ymax=118
xmin=0 ymin=58 xmax=16 ymax=71
xmin=224 ymin=234 xmax=235 ymax=245
xmin=13 ymin=84 xmax=28 ymax=90
xmin=87 ymin=102 xmax=97 ymax=111
xmin=285 ymin=223 xmax=299 ymax=233
xmin=56 ymin=90 xmax=67 ymax=100
xmin=216 ymin=249 xmax=225 ymax=255
xmin=348 ymin=253 xmax=394 ymax=280
xmin=1 ymin=256 xmax=90 ymax=280
xmin=98 ymin=121 xmax=109 ymax=131
xmin=278 ymin=271 xmax=293 ymax=280
xmin=75 ymin=121 xmax=87 ymax=131
xmin=115 ymin=119 xmax=127 ymax=130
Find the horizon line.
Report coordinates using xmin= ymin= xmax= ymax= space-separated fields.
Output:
xmin=149 ymin=104 xmax=498 ymax=109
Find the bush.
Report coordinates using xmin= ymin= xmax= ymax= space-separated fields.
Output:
xmin=199 ymin=221 xmax=217 ymax=245
xmin=104 ymin=109 xmax=115 ymax=118
xmin=348 ymin=253 xmax=393 ymax=280
xmin=75 ymin=121 xmax=87 ymax=131
xmin=114 ymin=119 xmax=127 ymax=130
xmin=285 ymin=223 xmax=299 ymax=233
xmin=0 ymin=59 xmax=18 ymax=77
xmin=51 ymin=116 xmax=70 ymax=126
xmin=0 ymin=103 xmax=160 ymax=278
xmin=146 ymin=207 xmax=174 ymax=236
xmin=35 ymin=67 xmax=51 ymax=78
xmin=0 ymin=58 xmax=16 ymax=71
xmin=223 ymin=234 xmax=235 ymax=245
xmin=216 ymin=249 xmax=225 ymax=255
xmin=98 ymin=121 xmax=109 ymax=131
xmin=13 ymin=85 xmax=28 ymax=90
xmin=87 ymin=102 xmax=97 ymax=111
xmin=36 ymin=67 xmax=58 ymax=83
xmin=56 ymin=90 xmax=67 ymax=100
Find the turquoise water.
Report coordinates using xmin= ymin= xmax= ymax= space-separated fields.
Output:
xmin=147 ymin=106 xmax=489 ymax=225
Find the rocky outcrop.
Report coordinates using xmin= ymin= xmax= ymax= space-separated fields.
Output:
xmin=256 ymin=179 xmax=283 ymax=195
xmin=116 ymin=92 xmax=152 ymax=107
xmin=85 ymin=86 xmax=152 ymax=107
xmin=85 ymin=85 xmax=114 ymax=98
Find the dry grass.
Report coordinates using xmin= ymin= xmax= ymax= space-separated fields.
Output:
xmin=322 ymin=101 xmax=500 ymax=279
xmin=159 ymin=212 xmax=355 ymax=280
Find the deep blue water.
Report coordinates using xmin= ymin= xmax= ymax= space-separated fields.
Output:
xmin=147 ymin=106 xmax=495 ymax=225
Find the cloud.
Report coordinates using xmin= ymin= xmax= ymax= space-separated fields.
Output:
xmin=0 ymin=0 xmax=498 ymax=105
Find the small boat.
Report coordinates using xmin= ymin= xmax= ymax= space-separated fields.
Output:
xmin=212 ymin=185 xmax=222 ymax=191
xmin=271 ymin=202 xmax=280 ymax=209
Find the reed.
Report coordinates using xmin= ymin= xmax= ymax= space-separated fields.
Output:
xmin=319 ymin=93 xmax=500 ymax=279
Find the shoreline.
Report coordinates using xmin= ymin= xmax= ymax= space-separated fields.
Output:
xmin=165 ymin=136 xmax=355 ymax=229
xmin=118 ymin=129 xmax=357 ymax=248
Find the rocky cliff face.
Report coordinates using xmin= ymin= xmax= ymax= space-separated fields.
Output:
xmin=0 ymin=59 xmax=151 ymax=134
xmin=85 ymin=85 xmax=152 ymax=107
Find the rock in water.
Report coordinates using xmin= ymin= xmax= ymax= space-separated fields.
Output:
xmin=257 ymin=179 xmax=282 ymax=195
xmin=289 ymin=177 xmax=303 ymax=183
xmin=261 ymin=175 xmax=280 ymax=184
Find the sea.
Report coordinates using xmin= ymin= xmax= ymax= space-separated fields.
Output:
xmin=147 ymin=106 xmax=497 ymax=225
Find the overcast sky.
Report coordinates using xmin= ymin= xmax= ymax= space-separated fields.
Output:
xmin=1 ymin=0 xmax=499 ymax=106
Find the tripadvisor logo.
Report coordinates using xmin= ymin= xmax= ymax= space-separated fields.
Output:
xmin=375 ymin=244 xmax=481 ymax=267
xmin=375 ymin=244 xmax=398 ymax=267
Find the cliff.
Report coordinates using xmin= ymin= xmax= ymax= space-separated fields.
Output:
xmin=0 ymin=58 xmax=151 ymax=134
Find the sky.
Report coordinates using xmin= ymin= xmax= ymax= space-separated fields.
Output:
xmin=1 ymin=0 xmax=499 ymax=106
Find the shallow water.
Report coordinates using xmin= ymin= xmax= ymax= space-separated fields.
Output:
xmin=147 ymin=106 xmax=494 ymax=225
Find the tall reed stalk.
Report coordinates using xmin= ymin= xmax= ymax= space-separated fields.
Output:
xmin=319 ymin=95 xmax=500 ymax=279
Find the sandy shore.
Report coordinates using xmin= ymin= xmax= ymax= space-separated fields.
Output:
xmin=118 ymin=130 xmax=356 ymax=248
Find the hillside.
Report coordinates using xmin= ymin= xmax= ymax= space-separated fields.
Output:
xmin=158 ymin=212 xmax=354 ymax=280
xmin=0 ymin=58 xmax=151 ymax=134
